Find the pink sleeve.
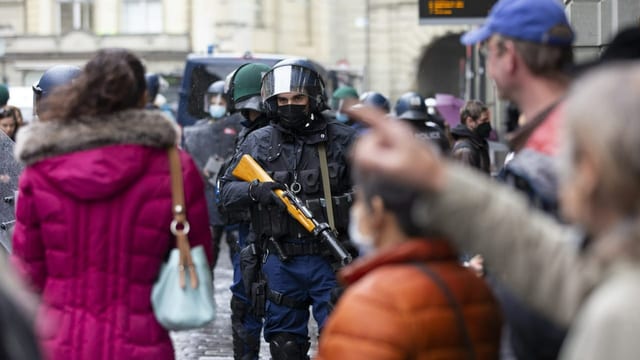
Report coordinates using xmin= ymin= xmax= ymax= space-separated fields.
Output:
xmin=11 ymin=171 xmax=47 ymax=293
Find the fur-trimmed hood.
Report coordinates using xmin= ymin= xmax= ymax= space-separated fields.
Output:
xmin=15 ymin=109 xmax=178 ymax=165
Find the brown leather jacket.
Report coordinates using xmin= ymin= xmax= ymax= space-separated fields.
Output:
xmin=316 ymin=240 xmax=501 ymax=360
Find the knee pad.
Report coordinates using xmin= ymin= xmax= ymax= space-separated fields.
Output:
xmin=269 ymin=333 xmax=310 ymax=360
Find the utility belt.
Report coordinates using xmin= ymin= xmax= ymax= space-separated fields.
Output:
xmin=267 ymin=238 xmax=324 ymax=258
xmin=250 ymin=192 xmax=353 ymax=240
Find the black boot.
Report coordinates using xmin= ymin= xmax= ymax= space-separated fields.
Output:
xmin=231 ymin=296 xmax=260 ymax=360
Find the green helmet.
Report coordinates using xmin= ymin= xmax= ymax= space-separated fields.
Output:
xmin=0 ymin=84 xmax=8 ymax=106
xmin=229 ymin=63 xmax=271 ymax=112
xmin=332 ymin=86 xmax=358 ymax=100
xmin=331 ymin=86 xmax=358 ymax=110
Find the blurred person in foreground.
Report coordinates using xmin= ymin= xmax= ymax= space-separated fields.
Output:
xmin=468 ymin=0 xmax=575 ymax=215
xmin=348 ymin=62 xmax=640 ymax=360
xmin=315 ymin=169 xmax=501 ymax=359
xmin=11 ymin=48 xmax=212 ymax=360
xmin=460 ymin=0 xmax=576 ymax=356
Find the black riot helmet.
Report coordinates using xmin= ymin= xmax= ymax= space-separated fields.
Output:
xmin=32 ymin=65 xmax=81 ymax=116
xmin=207 ymin=80 xmax=226 ymax=97
xmin=395 ymin=92 xmax=428 ymax=121
xmin=359 ymin=91 xmax=390 ymax=113
xmin=32 ymin=65 xmax=81 ymax=99
xmin=261 ymin=58 xmax=328 ymax=116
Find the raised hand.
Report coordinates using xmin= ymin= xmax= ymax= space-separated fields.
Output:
xmin=347 ymin=106 xmax=447 ymax=193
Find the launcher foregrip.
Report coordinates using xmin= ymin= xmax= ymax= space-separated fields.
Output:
xmin=232 ymin=155 xmax=315 ymax=232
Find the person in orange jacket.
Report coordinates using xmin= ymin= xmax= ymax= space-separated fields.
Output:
xmin=315 ymin=171 xmax=502 ymax=360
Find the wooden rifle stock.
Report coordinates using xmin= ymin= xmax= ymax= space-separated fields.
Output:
xmin=232 ymin=155 xmax=315 ymax=232
xmin=232 ymin=154 xmax=352 ymax=266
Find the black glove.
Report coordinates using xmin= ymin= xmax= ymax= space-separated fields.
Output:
xmin=248 ymin=181 xmax=285 ymax=207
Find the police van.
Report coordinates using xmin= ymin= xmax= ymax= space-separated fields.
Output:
xmin=176 ymin=52 xmax=362 ymax=127
xmin=176 ymin=52 xmax=285 ymax=127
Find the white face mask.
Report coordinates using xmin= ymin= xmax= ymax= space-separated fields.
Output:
xmin=209 ymin=104 xmax=227 ymax=119
xmin=348 ymin=209 xmax=375 ymax=257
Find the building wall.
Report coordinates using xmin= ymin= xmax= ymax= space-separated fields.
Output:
xmin=0 ymin=0 xmax=25 ymax=36
xmin=364 ymin=0 xmax=467 ymax=103
xmin=94 ymin=0 xmax=118 ymax=35
xmin=2 ymin=0 xmax=639 ymax=100
xmin=566 ymin=0 xmax=640 ymax=62
xmin=2 ymin=0 xmax=191 ymax=87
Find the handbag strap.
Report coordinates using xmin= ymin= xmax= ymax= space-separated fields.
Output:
xmin=411 ymin=262 xmax=476 ymax=360
xmin=168 ymin=146 xmax=198 ymax=289
xmin=318 ymin=143 xmax=335 ymax=230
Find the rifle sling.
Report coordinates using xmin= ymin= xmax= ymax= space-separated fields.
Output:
xmin=318 ymin=143 xmax=335 ymax=231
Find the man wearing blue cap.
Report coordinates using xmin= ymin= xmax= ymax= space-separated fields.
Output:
xmin=461 ymin=0 xmax=575 ymax=359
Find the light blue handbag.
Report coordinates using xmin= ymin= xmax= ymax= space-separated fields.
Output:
xmin=151 ymin=147 xmax=216 ymax=331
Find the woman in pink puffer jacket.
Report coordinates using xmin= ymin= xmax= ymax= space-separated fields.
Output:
xmin=11 ymin=48 xmax=213 ymax=360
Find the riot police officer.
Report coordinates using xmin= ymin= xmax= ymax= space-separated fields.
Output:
xmin=183 ymin=79 xmax=243 ymax=270
xmin=394 ymin=91 xmax=450 ymax=154
xmin=330 ymin=86 xmax=359 ymax=125
xmin=220 ymin=58 xmax=356 ymax=359
xmin=219 ymin=62 xmax=272 ymax=360
xmin=195 ymin=80 xmax=229 ymax=126
xmin=32 ymin=65 xmax=81 ymax=120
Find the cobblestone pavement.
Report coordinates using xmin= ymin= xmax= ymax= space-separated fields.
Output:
xmin=171 ymin=241 xmax=319 ymax=360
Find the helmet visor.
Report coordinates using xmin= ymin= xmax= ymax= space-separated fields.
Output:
xmin=261 ymin=65 xmax=322 ymax=101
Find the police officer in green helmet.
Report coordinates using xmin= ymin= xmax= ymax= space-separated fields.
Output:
xmin=218 ymin=62 xmax=272 ymax=360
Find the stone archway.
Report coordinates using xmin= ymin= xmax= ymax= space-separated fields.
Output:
xmin=417 ymin=33 xmax=466 ymax=98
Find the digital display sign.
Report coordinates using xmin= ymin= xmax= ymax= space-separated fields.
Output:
xmin=419 ymin=0 xmax=498 ymax=25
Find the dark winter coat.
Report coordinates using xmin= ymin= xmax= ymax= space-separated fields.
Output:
xmin=451 ymin=124 xmax=490 ymax=174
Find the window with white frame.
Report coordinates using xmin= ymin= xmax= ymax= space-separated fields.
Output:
xmin=58 ymin=0 xmax=93 ymax=34
xmin=121 ymin=0 xmax=163 ymax=34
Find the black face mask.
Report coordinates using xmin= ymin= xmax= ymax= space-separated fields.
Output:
xmin=239 ymin=110 xmax=268 ymax=128
xmin=240 ymin=110 xmax=253 ymax=127
xmin=277 ymin=104 xmax=310 ymax=129
xmin=475 ymin=122 xmax=492 ymax=139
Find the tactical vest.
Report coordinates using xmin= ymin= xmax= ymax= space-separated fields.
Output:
xmin=248 ymin=122 xmax=354 ymax=241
